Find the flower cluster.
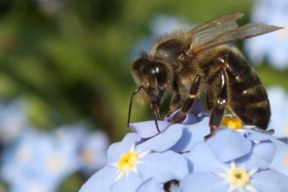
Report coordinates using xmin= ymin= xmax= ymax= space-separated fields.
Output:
xmin=80 ymin=102 xmax=288 ymax=192
xmin=0 ymin=100 xmax=109 ymax=192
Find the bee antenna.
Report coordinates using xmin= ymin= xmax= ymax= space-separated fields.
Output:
xmin=127 ymin=86 xmax=143 ymax=128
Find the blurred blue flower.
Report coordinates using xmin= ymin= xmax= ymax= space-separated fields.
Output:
xmin=35 ymin=131 xmax=80 ymax=185
xmin=79 ymin=127 xmax=189 ymax=192
xmin=0 ymin=118 xmax=111 ymax=191
xmin=78 ymin=130 xmax=109 ymax=176
xmin=1 ymin=129 xmax=60 ymax=191
xmin=245 ymin=0 xmax=288 ymax=69
xmin=8 ymin=174 xmax=57 ymax=192
xmin=1 ymin=129 xmax=39 ymax=181
xmin=1 ymin=123 xmax=87 ymax=191
xmin=267 ymin=86 xmax=288 ymax=137
xmin=0 ymin=100 xmax=28 ymax=144
xmin=149 ymin=15 xmax=192 ymax=37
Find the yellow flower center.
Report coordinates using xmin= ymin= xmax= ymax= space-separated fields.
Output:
xmin=222 ymin=116 xmax=242 ymax=130
xmin=117 ymin=151 xmax=138 ymax=172
xmin=283 ymin=123 xmax=288 ymax=137
xmin=282 ymin=153 xmax=288 ymax=168
xmin=225 ymin=167 xmax=250 ymax=189
xmin=46 ymin=156 xmax=61 ymax=171
xmin=81 ymin=149 xmax=94 ymax=163
xmin=218 ymin=162 xmax=256 ymax=191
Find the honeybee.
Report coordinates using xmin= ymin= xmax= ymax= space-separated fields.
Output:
xmin=128 ymin=12 xmax=282 ymax=136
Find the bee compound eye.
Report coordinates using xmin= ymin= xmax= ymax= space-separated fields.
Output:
xmin=154 ymin=65 xmax=168 ymax=86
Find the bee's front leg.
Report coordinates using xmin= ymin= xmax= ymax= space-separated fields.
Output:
xmin=168 ymin=75 xmax=201 ymax=123
xmin=169 ymin=78 xmax=182 ymax=113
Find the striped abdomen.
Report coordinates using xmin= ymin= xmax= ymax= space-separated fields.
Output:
xmin=224 ymin=50 xmax=270 ymax=129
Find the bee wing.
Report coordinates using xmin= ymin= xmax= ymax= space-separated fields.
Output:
xmin=188 ymin=12 xmax=244 ymax=40
xmin=188 ymin=13 xmax=283 ymax=54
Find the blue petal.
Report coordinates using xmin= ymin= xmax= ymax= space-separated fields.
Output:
xmin=107 ymin=133 xmax=141 ymax=164
xmin=129 ymin=120 xmax=170 ymax=139
xmin=165 ymin=109 xmax=196 ymax=125
xmin=181 ymin=113 xmax=198 ymax=125
xmin=165 ymin=111 xmax=198 ymax=125
xmin=236 ymin=141 xmax=275 ymax=170
xmin=136 ymin=178 xmax=164 ymax=192
xmin=110 ymin=171 xmax=144 ymax=192
xmin=171 ymin=118 xmax=210 ymax=152
xmin=184 ymin=142 xmax=226 ymax=173
xmin=165 ymin=99 xmax=204 ymax=125
xmin=139 ymin=150 xmax=189 ymax=183
xmin=79 ymin=166 xmax=115 ymax=192
xmin=136 ymin=124 xmax=183 ymax=152
xmin=206 ymin=128 xmax=252 ymax=162
xmin=269 ymin=139 xmax=288 ymax=176
xmin=180 ymin=173 xmax=228 ymax=192
xmin=243 ymin=128 xmax=275 ymax=142
xmin=123 ymin=133 xmax=143 ymax=144
xmin=251 ymin=170 xmax=288 ymax=192
xmin=189 ymin=99 xmax=205 ymax=116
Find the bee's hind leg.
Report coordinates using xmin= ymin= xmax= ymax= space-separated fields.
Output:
xmin=205 ymin=70 xmax=228 ymax=139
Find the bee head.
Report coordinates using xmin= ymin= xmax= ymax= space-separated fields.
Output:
xmin=131 ymin=56 xmax=171 ymax=115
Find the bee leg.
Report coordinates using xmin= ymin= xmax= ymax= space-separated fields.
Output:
xmin=169 ymin=78 xmax=181 ymax=113
xmin=205 ymin=70 xmax=227 ymax=139
xmin=169 ymin=75 xmax=201 ymax=123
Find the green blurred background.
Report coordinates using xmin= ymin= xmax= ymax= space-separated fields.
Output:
xmin=0 ymin=0 xmax=287 ymax=143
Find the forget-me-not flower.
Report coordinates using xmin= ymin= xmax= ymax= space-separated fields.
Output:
xmin=78 ymin=130 xmax=109 ymax=176
xmin=79 ymin=126 xmax=189 ymax=192
xmin=80 ymin=103 xmax=288 ymax=192
xmin=1 ymin=125 xmax=81 ymax=191
xmin=181 ymin=125 xmax=288 ymax=192
xmin=0 ymin=99 xmax=28 ymax=144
